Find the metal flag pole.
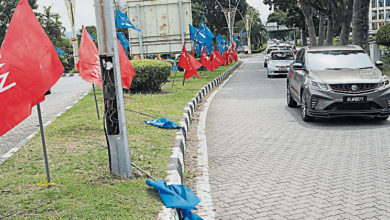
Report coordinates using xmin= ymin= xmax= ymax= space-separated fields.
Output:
xmin=172 ymin=68 xmax=178 ymax=88
xmin=37 ymin=103 xmax=51 ymax=186
xmin=182 ymin=70 xmax=186 ymax=85
xmin=92 ymin=84 xmax=100 ymax=119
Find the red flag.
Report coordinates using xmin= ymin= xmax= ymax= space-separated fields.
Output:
xmin=117 ymin=40 xmax=136 ymax=90
xmin=76 ymin=26 xmax=102 ymax=88
xmin=0 ymin=0 xmax=64 ymax=136
xmin=210 ymin=49 xmax=225 ymax=69
xmin=178 ymin=43 xmax=202 ymax=80
xmin=228 ymin=49 xmax=234 ymax=64
xmin=223 ymin=50 xmax=229 ymax=66
xmin=200 ymin=48 xmax=214 ymax=72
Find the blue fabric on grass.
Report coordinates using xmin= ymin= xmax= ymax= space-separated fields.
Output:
xmin=144 ymin=118 xmax=183 ymax=130
xmin=146 ymin=179 xmax=202 ymax=220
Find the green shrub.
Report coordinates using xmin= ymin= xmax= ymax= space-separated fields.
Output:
xmin=252 ymin=43 xmax=267 ymax=54
xmin=131 ymin=59 xmax=172 ymax=93
xmin=71 ymin=68 xmax=78 ymax=73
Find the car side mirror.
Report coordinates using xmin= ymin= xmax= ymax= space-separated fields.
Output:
xmin=292 ymin=63 xmax=304 ymax=70
xmin=376 ymin=61 xmax=384 ymax=67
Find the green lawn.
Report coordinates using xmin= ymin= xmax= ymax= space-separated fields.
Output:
xmin=0 ymin=64 xmax=235 ymax=219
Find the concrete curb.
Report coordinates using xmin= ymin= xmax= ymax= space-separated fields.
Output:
xmin=158 ymin=61 xmax=243 ymax=219
xmin=0 ymin=90 xmax=90 ymax=165
xmin=61 ymin=73 xmax=80 ymax=77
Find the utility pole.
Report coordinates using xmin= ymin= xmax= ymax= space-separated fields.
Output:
xmin=246 ymin=15 xmax=252 ymax=54
xmin=94 ymin=0 xmax=132 ymax=178
xmin=64 ymin=0 xmax=79 ymax=66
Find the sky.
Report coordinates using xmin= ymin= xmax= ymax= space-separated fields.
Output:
xmin=37 ymin=0 xmax=272 ymax=33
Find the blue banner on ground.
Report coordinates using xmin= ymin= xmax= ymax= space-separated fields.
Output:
xmin=54 ymin=46 xmax=65 ymax=56
xmin=146 ymin=179 xmax=202 ymax=220
xmin=144 ymin=118 xmax=183 ymax=129
xmin=116 ymin=9 xmax=141 ymax=31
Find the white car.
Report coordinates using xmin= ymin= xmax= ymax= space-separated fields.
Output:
xmin=264 ymin=47 xmax=278 ymax=67
xmin=267 ymin=50 xmax=295 ymax=78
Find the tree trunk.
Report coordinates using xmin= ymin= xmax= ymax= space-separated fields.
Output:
xmin=300 ymin=2 xmax=317 ymax=47
xmin=352 ymin=0 xmax=370 ymax=50
xmin=302 ymin=25 xmax=308 ymax=46
xmin=318 ymin=13 xmax=326 ymax=46
xmin=339 ymin=0 xmax=354 ymax=45
xmin=326 ymin=15 xmax=334 ymax=46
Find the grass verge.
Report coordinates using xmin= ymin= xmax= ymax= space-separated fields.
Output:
xmin=0 ymin=64 xmax=235 ymax=219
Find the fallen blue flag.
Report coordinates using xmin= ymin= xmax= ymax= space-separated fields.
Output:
xmin=116 ymin=9 xmax=141 ymax=31
xmin=144 ymin=118 xmax=183 ymax=129
xmin=146 ymin=179 xmax=202 ymax=220
xmin=54 ymin=46 xmax=65 ymax=56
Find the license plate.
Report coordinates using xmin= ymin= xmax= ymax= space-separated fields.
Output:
xmin=343 ymin=96 xmax=367 ymax=103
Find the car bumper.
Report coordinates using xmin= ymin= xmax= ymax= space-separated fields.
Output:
xmin=268 ymin=66 xmax=289 ymax=76
xmin=306 ymin=87 xmax=390 ymax=118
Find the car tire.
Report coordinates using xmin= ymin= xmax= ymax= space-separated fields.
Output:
xmin=375 ymin=116 xmax=389 ymax=121
xmin=301 ymin=91 xmax=314 ymax=122
xmin=287 ymin=83 xmax=297 ymax=107
xmin=264 ymin=62 xmax=267 ymax=68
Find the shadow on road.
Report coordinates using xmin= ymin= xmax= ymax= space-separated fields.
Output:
xmin=285 ymin=106 xmax=390 ymax=129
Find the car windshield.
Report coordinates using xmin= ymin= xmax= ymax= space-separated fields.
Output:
xmin=307 ymin=50 xmax=374 ymax=70
xmin=271 ymin=52 xmax=294 ymax=60
xmin=267 ymin=49 xmax=276 ymax=54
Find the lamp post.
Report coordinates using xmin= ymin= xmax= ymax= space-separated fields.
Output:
xmin=246 ymin=15 xmax=252 ymax=54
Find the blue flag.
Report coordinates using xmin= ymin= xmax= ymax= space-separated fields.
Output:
xmin=240 ymin=29 xmax=247 ymax=38
xmin=89 ymin=33 xmax=95 ymax=40
xmin=116 ymin=9 xmax=141 ymax=31
xmin=233 ymin=36 xmax=243 ymax=45
xmin=54 ymin=46 xmax=65 ymax=56
xmin=216 ymin=34 xmax=228 ymax=53
xmin=117 ymin=32 xmax=130 ymax=48
xmin=166 ymin=57 xmax=178 ymax=72
xmin=196 ymin=17 xmax=215 ymax=55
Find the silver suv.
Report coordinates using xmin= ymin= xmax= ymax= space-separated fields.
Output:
xmin=287 ymin=46 xmax=389 ymax=122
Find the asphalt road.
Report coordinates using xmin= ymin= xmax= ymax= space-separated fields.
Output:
xmin=0 ymin=76 xmax=91 ymax=158
xmin=206 ymin=54 xmax=390 ymax=219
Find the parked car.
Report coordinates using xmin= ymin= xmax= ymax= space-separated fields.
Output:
xmin=267 ymin=50 xmax=295 ymax=78
xmin=287 ymin=45 xmax=388 ymax=122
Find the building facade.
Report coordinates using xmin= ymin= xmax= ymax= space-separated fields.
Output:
xmin=369 ymin=0 xmax=390 ymax=34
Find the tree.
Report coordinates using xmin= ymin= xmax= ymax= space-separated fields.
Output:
xmin=236 ymin=6 xmax=267 ymax=48
xmin=352 ymin=0 xmax=370 ymax=50
xmin=191 ymin=0 xmax=248 ymax=36
xmin=0 ymin=0 xmax=38 ymax=44
xmin=37 ymin=6 xmax=74 ymax=71
xmin=376 ymin=23 xmax=390 ymax=59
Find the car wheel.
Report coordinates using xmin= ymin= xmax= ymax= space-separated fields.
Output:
xmin=287 ymin=83 xmax=297 ymax=107
xmin=301 ymin=91 xmax=314 ymax=122
xmin=375 ymin=116 xmax=389 ymax=121
xmin=264 ymin=62 xmax=267 ymax=68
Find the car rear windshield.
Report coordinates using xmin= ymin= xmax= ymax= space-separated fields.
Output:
xmin=307 ymin=50 xmax=374 ymax=70
xmin=271 ymin=52 xmax=294 ymax=60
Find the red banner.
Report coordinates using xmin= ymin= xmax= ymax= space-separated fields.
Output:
xmin=0 ymin=0 xmax=64 ymax=136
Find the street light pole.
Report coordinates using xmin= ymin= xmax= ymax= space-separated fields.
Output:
xmin=246 ymin=15 xmax=252 ymax=54
xmin=94 ymin=0 xmax=132 ymax=178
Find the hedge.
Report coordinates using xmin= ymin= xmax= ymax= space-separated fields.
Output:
xmin=130 ymin=59 xmax=172 ymax=93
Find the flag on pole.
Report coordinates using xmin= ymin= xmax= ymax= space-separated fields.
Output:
xmin=117 ymin=40 xmax=136 ymax=90
xmin=0 ymin=0 xmax=64 ymax=136
xmin=117 ymin=32 xmax=130 ymax=55
xmin=233 ymin=36 xmax=243 ymax=45
xmin=166 ymin=57 xmax=178 ymax=72
xmin=178 ymin=43 xmax=202 ymax=80
xmin=76 ymin=27 xmax=102 ymax=88
xmin=216 ymin=34 xmax=229 ymax=53
xmin=195 ymin=17 xmax=215 ymax=55
xmin=89 ymin=33 xmax=96 ymax=40
xmin=54 ymin=46 xmax=65 ymax=56
xmin=210 ymin=49 xmax=225 ymax=70
xmin=200 ymin=48 xmax=214 ymax=72
xmin=116 ymin=9 xmax=141 ymax=31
